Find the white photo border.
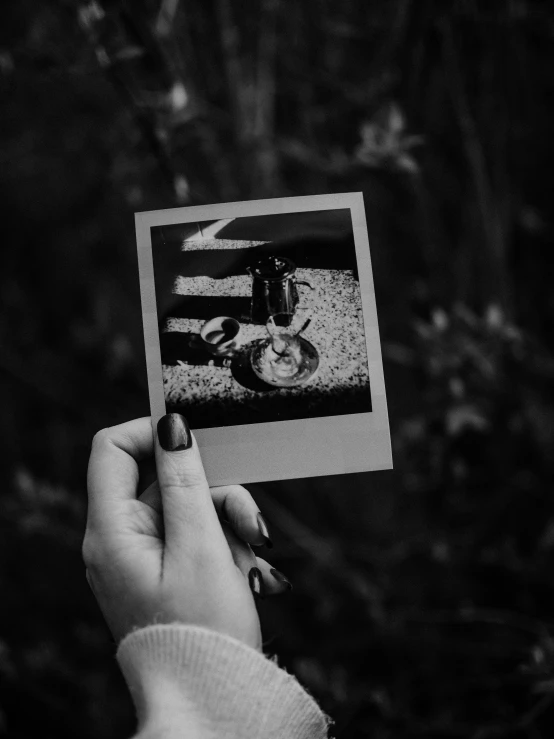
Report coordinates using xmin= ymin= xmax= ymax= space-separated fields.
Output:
xmin=135 ymin=192 xmax=392 ymax=486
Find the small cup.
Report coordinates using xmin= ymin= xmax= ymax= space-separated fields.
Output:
xmin=200 ymin=317 xmax=241 ymax=357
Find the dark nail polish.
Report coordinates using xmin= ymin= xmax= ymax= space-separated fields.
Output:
xmin=248 ymin=567 xmax=265 ymax=599
xmin=157 ymin=414 xmax=192 ymax=452
xmin=270 ymin=568 xmax=293 ymax=591
xmin=257 ymin=513 xmax=273 ymax=549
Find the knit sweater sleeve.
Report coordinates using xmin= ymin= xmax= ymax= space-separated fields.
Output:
xmin=116 ymin=624 xmax=331 ymax=739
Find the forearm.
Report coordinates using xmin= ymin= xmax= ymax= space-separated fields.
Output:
xmin=117 ymin=624 xmax=331 ymax=739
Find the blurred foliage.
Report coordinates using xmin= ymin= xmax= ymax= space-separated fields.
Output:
xmin=1 ymin=0 xmax=554 ymax=737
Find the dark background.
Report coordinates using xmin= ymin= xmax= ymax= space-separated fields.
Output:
xmin=1 ymin=1 xmax=554 ymax=737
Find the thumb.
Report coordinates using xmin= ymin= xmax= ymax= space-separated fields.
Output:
xmin=155 ymin=413 xmax=224 ymax=556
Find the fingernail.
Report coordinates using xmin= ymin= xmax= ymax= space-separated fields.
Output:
xmin=248 ymin=567 xmax=265 ymax=599
xmin=257 ymin=512 xmax=273 ymax=549
xmin=270 ymin=568 xmax=293 ymax=591
xmin=157 ymin=413 xmax=192 ymax=452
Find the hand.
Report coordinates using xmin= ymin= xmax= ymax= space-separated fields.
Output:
xmin=83 ymin=414 xmax=291 ymax=649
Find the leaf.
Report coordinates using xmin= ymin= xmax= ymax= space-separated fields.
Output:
xmin=78 ymin=1 xmax=105 ymax=30
xmin=387 ymin=101 xmax=405 ymax=134
xmin=168 ymin=81 xmax=189 ymax=112
xmin=485 ymin=304 xmax=504 ymax=329
xmin=355 ymin=101 xmax=423 ymax=173
xmin=114 ymin=46 xmax=145 ymax=62
xmin=446 ymin=404 xmax=489 ymax=436
xmin=174 ymin=174 xmax=190 ymax=203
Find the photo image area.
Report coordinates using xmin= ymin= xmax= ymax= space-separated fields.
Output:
xmin=151 ymin=208 xmax=373 ymax=430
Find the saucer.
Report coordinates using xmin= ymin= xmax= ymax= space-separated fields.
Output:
xmin=250 ymin=336 xmax=319 ymax=387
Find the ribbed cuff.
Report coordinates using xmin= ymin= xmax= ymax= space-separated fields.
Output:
xmin=117 ymin=624 xmax=330 ymax=739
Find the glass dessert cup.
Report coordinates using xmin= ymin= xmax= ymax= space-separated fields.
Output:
xmin=250 ymin=312 xmax=319 ymax=387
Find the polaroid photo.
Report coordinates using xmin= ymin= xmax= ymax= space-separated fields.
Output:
xmin=135 ymin=192 xmax=392 ymax=486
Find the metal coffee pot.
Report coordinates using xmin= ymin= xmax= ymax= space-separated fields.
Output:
xmin=246 ymin=256 xmax=313 ymax=325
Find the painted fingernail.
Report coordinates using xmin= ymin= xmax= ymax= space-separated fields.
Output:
xmin=157 ymin=413 xmax=192 ymax=452
xmin=257 ymin=512 xmax=273 ymax=549
xmin=270 ymin=568 xmax=293 ymax=591
xmin=248 ymin=567 xmax=265 ymax=599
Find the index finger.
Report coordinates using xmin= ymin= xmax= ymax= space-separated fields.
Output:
xmin=86 ymin=417 xmax=154 ymax=529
